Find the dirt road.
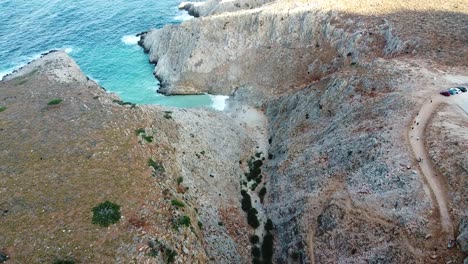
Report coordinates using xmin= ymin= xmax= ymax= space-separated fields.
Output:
xmin=408 ymin=92 xmax=467 ymax=241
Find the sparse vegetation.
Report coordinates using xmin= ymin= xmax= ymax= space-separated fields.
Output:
xmin=112 ymin=99 xmax=136 ymax=108
xmin=148 ymin=158 xmax=164 ymax=175
xmin=47 ymin=98 xmax=63 ymax=105
xmin=0 ymin=106 xmax=6 ymax=112
xmin=142 ymin=135 xmax=154 ymax=143
xmin=164 ymin=248 xmax=177 ymax=263
xmin=91 ymin=201 xmax=121 ymax=227
xmin=164 ymin=111 xmax=173 ymax=119
xmin=135 ymin=128 xmax=145 ymax=135
xmin=176 ymin=176 xmax=183 ymax=185
xmin=173 ymin=215 xmax=191 ymax=230
xmin=170 ymin=199 xmax=185 ymax=207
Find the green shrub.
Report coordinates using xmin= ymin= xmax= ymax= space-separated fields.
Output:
xmin=0 ymin=106 xmax=6 ymax=112
xmin=250 ymin=183 xmax=258 ymax=191
xmin=252 ymin=258 xmax=262 ymax=264
xmin=173 ymin=215 xmax=191 ymax=230
xmin=198 ymin=221 xmax=203 ymax=229
xmin=53 ymin=259 xmax=75 ymax=264
xmin=135 ymin=128 xmax=145 ymax=135
xmin=250 ymin=235 xmax=259 ymax=244
xmin=265 ymin=219 xmax=274 ymax=231
xmin=171 ymin=199 xmax=185 ymax=208
xmin=164 ymin=111 xmax=173 ymax=119
xmin=142 ymin=135 xmax=154 ymax=143
xmin=241 ymin=191 xmax=252 ymax=212
xmin=92 ymin=201 xmax=121 ymax=227
xmin=147 ymin=240 xmax=159 ymax=257
xmin=259 ymin=187 xmax=267 ymax=202
xmin=247 ymin=208 xmax=260 ymax=228
xmin=112 ymin=99 xmax=136 ymax=108
xmin=251 ymin=246 xmax=261 ymax=258
xmin=262 ymin=233 xmax=274 ymax=263
xmin=47 ymin=98 xmax=63 ymax=105
xmin=148 ymin=158 xmax=164 ymax=174
xmin=164 ymin=248 xmax=177 ymax=263
xmin=176 ymin=177 xmax=183 ymax=185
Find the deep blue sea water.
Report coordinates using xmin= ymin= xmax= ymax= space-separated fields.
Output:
xmin=0 ymin=0 xmax=225 ymax=108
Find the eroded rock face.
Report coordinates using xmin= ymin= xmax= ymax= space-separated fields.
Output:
xmin=140 ymin=5 xmax=378 ymax=95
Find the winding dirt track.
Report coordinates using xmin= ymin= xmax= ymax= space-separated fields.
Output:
xmin=407 ymin=93 xmax=468 ymax=241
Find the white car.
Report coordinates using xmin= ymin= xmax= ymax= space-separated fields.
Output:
xmin=449 ymin=87 xmax=461 ymax=95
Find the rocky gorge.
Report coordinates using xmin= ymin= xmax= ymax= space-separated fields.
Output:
xmin=1 ymin=0 xmax=468 ymax=263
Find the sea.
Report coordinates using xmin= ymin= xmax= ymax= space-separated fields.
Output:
xmin=0 ymin=0 xmax=227 ymax=109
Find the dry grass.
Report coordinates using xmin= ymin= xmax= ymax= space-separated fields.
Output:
xmin=0 ymin=73 xmax=188 ymax=262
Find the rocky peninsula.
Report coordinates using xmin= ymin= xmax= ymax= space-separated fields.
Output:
xmin=1 ymin=0 xmax=467 ymax=263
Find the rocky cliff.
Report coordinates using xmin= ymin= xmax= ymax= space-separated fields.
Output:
xmin=139 ymin=0 xmax=468 ymax=263
xmin=140 ymin=0 xmax=466 ymax=96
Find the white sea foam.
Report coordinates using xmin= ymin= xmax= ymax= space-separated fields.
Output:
xmin=121 ymin=35 xmax=140 ymax=45
xmin=64 ymin=47 xmax=73 ymax=53
xmin=174 ymin=10 xmax=193 ymax=21
xmin=209 ymin=95 xmax=229 ymax=111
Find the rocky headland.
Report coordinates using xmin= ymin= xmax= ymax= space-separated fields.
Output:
xmin=1 ymin=0 xmax=467 ymax=263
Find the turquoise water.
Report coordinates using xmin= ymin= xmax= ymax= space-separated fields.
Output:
xmin=0 ymin=0 xmax=220 ymax=108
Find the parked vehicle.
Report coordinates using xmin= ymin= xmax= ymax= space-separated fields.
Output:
xmin=456 ymin=86 xmax=467 ymax=92
xmin=440 ymin=91 xmax=451 ymax=96
xmin=449 ymin=88 xmax=461 ymax=95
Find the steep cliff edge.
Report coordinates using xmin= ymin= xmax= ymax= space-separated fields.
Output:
xmin=140 ymin=0 xmax=466 ymax=96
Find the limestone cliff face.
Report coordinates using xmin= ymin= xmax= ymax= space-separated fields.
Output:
xmin=140 ymin=2 xmax=414 ymax=95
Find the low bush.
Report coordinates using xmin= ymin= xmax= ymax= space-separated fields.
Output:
xmin=251 ymin=246 xmax=261 ymax=258
xmin=241 ymin=191 xmax=252 ymax=212
xmin=148 ymin=158 xmax=164 ymax=174
xmin=265 ymin=219 xmax=274 ymax=231
xmin=92 ymin=201 xmax=121 ymax=227
xmin=173 ymin=215 xmax=191 ymax=230
xmin=262 ymin=233 xmax=274 ymax=263
xmin=170 ymin=199 xmax=185 ymax=208
xmin=47 ymin=98 xmax=63 ymax=105
xmin=0 ymin=106 xmax=6 ymax=112
xmin=250 ymin=235 xmax=259 ymax=244
xmin=247 ymin=208 xmax=260 ymax=228
xmin=142 ymin=135 xmax=154 ymax=143
xmin=53 ymin=259 xmax=75 ymax=264
xmin=164 ymin=248 xmax=177 ymax=263
xmin=259 ymin=187 xmax=267 ymax=202
xmin=176 ymin=177 xmax=183 ymax=185
xmin=135 ymin=128 xmax=145 ymax=135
